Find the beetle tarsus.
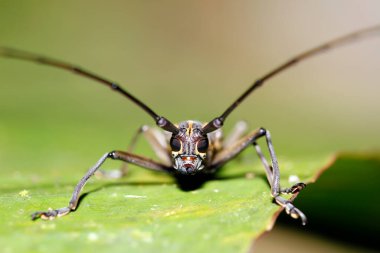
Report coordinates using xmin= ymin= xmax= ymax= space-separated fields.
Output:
xmin=274 ymin=196 xmax=307 ymax=225
xmin=285 ymin=203 xmax=308 ymax=226
xmin=31 ymin=206 xmax=71 ymax=221
xmin=282 ymin=182 xmax=307 ymax=194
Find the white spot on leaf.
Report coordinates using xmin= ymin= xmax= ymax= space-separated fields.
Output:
xmin=288 ymin=175 xmax=300 ymax=183
xmin=124 ymin=195 xmax=147 ymax=199
xmin=87 ymin=232 xmax=99 ymax=242
xmin=18 ymin=190 xmax=29 ymax=198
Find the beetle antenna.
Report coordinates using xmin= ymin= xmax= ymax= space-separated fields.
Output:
xmin=202 ymin=24 xmax=380 ymax=134
xmin=0 ymin=47 xmax=179 ymax=134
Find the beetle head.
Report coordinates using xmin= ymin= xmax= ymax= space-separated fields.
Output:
xmin=170 ymin=121 xmax=209 ymax=175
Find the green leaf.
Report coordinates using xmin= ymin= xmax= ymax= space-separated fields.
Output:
xmin=0 ymin=141 xmax=331 ymax=253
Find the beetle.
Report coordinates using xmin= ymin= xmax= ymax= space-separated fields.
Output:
xmin=1 ymin=25 xmax=379 ymax=225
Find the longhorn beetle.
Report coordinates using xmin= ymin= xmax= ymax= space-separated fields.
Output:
xmin=1 ymin=25 xmax=379 ymax=225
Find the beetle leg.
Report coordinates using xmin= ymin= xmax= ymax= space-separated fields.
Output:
xmin=253 ymin=141 xmax=306 ymax=194
xmin=222 ymin=121 xmax=248 ymax=148
xmin=31 ymin=151 xmax=172 ymax=220
xmin=253 ymin=129 xmax=307 ymax=225
xmin=210 ymin=128 xmax=307 ymax=225
xmin=97 ymin=125 xmax=171 ymax=179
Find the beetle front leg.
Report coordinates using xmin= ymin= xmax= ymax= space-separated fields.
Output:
xmin=31 ymin=151 xmax=172 ymax=220
xmin=210 ymin=127 xmax=307 ymax=225
xmin=253 ymin=138 xmax=306 ymax=195
xmin=31 ymin=153 xmax=111 ymax=220
xmin=253 ymin=128 xmax=307 ymax=225
xmin=97 ymin=125 xmax=171 ymax=179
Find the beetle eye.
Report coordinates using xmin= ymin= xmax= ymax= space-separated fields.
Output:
xmin=170 ymin=137 xmax=181 ymax=152
xmin=197 ymin=138 xmax=209 ymax=153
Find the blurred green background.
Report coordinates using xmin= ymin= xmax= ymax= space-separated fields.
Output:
xmin=1 ymin=1 xmax=380 ymax=252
